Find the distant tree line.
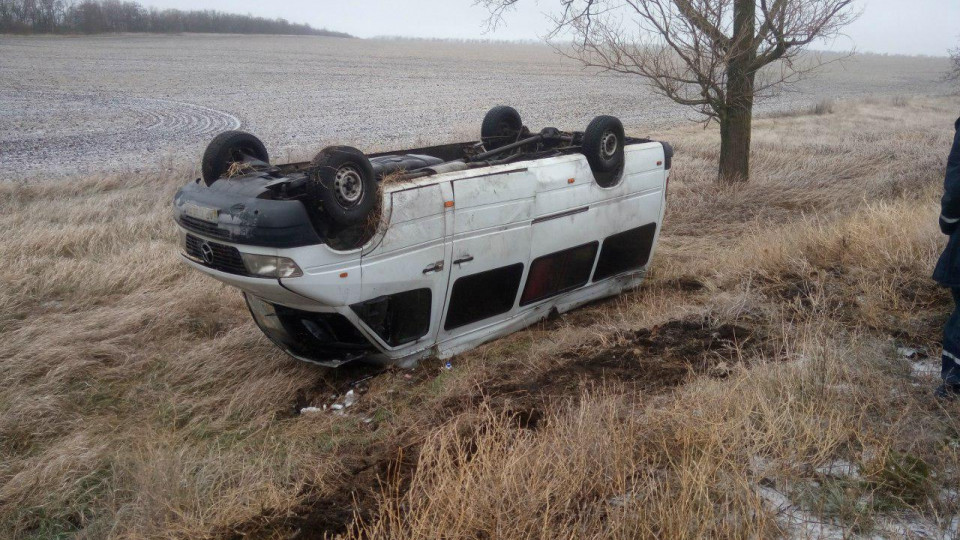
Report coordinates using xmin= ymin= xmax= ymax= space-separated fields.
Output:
xmin=0 ymin=0 xmax=351 ymax=36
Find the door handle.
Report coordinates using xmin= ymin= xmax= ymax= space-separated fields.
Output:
xmin=453 ymin=255 xmax=474 ymax=265
xmin=422 ymin=261 xmax=444 ymax=274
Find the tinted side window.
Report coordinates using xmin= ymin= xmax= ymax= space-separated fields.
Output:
xmin=593 ymin=223 xmax=657 ymax=281
xmin=520 ymin=242 xmax=599 ymax=306
xmin=445 ymin=263 xmax=524 ymax=330
xmin=351 ymin=288 xmax=432 ymax=346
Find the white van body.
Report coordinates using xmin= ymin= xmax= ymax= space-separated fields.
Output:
xmin=177 ymin=141 xmax=669 ymax=367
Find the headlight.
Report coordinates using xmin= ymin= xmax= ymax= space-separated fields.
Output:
xmin=240 ymin=253 xmax=303 ymax=278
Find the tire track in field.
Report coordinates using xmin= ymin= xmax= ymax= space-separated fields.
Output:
xmin=0 ymin=92 xmax=241 ymax=176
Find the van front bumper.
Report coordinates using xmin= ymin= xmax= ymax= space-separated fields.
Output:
xmin=174 ymin=177 xmax=324 ymax=248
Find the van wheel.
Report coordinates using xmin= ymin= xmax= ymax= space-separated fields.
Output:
xmin=481 ymin=105 xmax=523 ymax=150
xmin=201 ymin=130 xmax=269 ymax=185
xmin=582 ymin=116 xmax=625 ymax=187
xmin=307 ymin=146 xmax=378 ymax=227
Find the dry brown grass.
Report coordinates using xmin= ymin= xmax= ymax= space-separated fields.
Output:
xmin=1 ymin=96 xmax=959 ymax=539
xmin=356 ymin=329 xmax=943 ymax=539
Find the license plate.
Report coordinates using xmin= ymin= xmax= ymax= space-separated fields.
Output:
xmin=183 ymin=203 xmax=219 ymax=223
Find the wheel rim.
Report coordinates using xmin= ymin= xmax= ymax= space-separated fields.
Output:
xmin=600 ymin=131 xmax=619 ymax=160
xmin=333 ymin=165 xmax=364 ymax=208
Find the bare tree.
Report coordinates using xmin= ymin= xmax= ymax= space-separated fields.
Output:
xmin=948 ymin=46 xmax=960 ymax=82
xmin=480 ymin=0 xmax=857 ymax=182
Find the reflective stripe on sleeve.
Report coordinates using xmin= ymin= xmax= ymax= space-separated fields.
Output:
xmin=942 ymin=215 xmax=960 ymax=224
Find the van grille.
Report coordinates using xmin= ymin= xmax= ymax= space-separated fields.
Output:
xmin=180 ymin=215 xmax=232 ymax=241
xmin=185 ymin=234 xmax=248 ymax=276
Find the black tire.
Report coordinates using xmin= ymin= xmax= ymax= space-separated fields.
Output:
xmin=582 ymin=115 xmax=625 ymax=187
xmin=307 ymin=146 xmax=378 ymax=227
xmin=481 ymin=105 xmax=523 ymax=150
xmin=201 ymin=130 xmax=269 ymax=185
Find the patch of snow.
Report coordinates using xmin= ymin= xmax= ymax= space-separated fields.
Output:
xmin=299 ymin=406 xmax=322 ymax=414
xmin=815 ymin=460 xmax=860 ymax=480
xmin=898 ymin=347 xmax=919 ymax=359
xmin=608 ymin=492 xmax=639 ymax=508
xmin=828 ymin=383 xmax=855 ymax=394
xmin=757 ymin=480 xmax=959 ymax=540
xmin=756 ymin=486 xmax=792 ymax=512
xmin=756 ymin=486 xmax=848 ymax=540
xmin=749 ymin=455 xmax=775 ymax=478
xmin=873 ymin=515 xmax=957 ymax=539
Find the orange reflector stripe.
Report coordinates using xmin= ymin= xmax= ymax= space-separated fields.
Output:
xmin=444 ymin=201 xmax=454 ymax=208
xmin=339 ymin=272 xmax=349 ymax=278
xmin=567 ymin=178 xmax=575 ymax=184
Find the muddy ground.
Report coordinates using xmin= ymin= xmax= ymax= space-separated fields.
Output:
xmin=0 ymin=34 xmax=951 ymax=180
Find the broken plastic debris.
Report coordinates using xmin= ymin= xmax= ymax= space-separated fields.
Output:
xmin=343 ymin=390 xmax=356 ymax=408
xmin=444 ymin=361 xmax=453 ymax=370
xmin=911 ymin=361 xmax=939 ymax=379
xmin=330 ymin=403 xmax=344 ymax=411
xmin=300 ymin=406 xmax=322 ymax=414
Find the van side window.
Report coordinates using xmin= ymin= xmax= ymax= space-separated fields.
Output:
xmin=520 ymin=242 xmax=599 ymax=306
xmin=445 ymin=263 xmax=524 ymax=330
xmin=351 ymin=288 xmax=432 ymax=346
xmin=593 ymin=223 xmax=657 ymax=281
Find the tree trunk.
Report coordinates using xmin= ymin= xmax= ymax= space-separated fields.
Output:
xmin=718 ymin=0 xmax=757 ymax=183
xmin=718 ymin=97 xmax=753 ymax=183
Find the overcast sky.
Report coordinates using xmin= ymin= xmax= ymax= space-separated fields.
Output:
xmin=143 ymin=0 xmax=958 ymax=56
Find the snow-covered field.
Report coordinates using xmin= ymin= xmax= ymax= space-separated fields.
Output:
xmin=0 ymin=34 xmax=952 ymax=180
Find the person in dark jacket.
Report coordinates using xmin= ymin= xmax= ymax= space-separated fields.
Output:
xmin=932 ymin=117 xmax=960 ymax=399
